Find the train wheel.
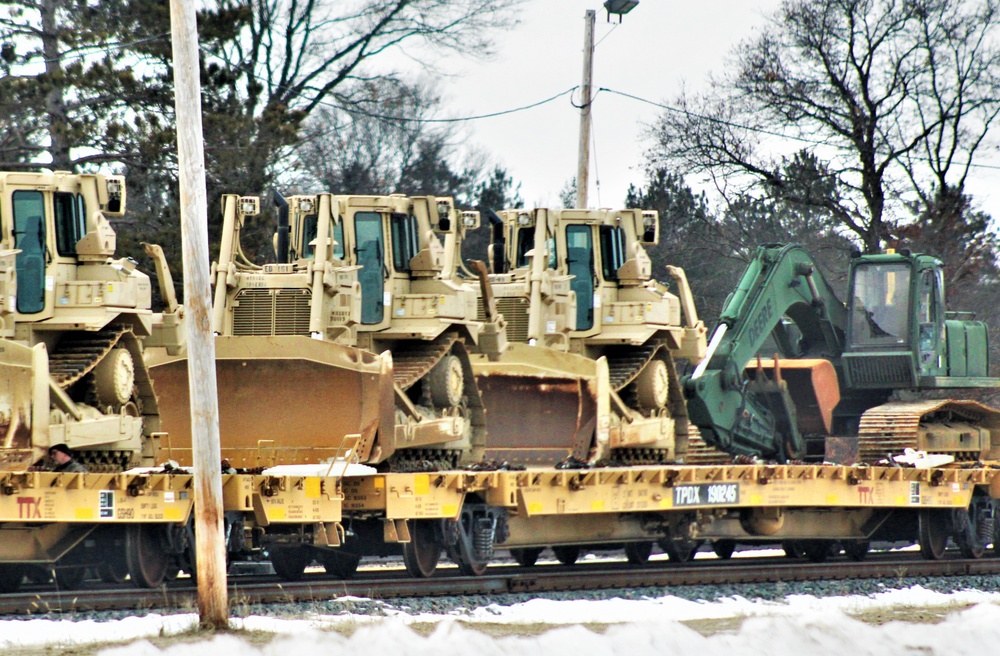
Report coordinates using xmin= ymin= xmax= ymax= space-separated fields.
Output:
xmin=428 ymin=354 xmax=464 ymax=408
xmin=270 ymin=546 xmax=311 ymax=582
xmin=125 ymin=524 xmax=170 ymax=588
xmin=55 ymin=566 xmax=87 ymax=591
xmin=510 ymin=548 xmax=543 ymax=567
xmin=801 ymin=540 xmax=833 ymax=563
xmin=552 ymin=546 xmax=581 ymax=565
xmin=0 ymin=565 xmax=25 ymax=593
xmin=955 ymin=497 xmax=991 ymax=559
xmin=624 ymin=541 xmax=653 ymax=564
xmin=842 ymin=540 xmax=871 ymax=562
xmin=712 ymin=540 xmax=736 ymax=560
xmin=320 ymin=551 xmax=361 ymax=579
xmin=451 ymin=547 xmax=489 ymax=576
xmin=918 ymin=509 xmax=951 ymax=560
xmin=98 ymin=554 xmax=129 ymax=584
xmin=661 ymin=539 xmax=700 ymax=563
xmin=402 ymin=520 xmax=441 ymax=578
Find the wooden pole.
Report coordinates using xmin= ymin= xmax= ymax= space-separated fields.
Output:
xmin=576 ymin=9 xmax=596 ymax=209
xmin=168 ymin=0 xmax=229 ymax=628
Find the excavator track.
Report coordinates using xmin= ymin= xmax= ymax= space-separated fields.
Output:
xmin=48 ymin=326 xmax=130 ymax=389
xmin=857 ymin=399 xmax=1000 ymax=463
xmin=682 ymin=425 xmax=734 ymax=465
xmin=390 ymin=333 xmax=460 ymax=391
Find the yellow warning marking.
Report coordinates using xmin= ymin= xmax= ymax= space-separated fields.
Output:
xmin=269 ymin=507 xmax=287 ymax=520
xmin=659 ymin=498 xmax=671 ymax=509
xmin=591 ymin=500 xmax=605 ymax=512
xmin=442 ymin=504 xmax=458 ymax=518
xmin=75 ymin=508 xmax=94 ymax=520
xmin=894 ymin=496 xmax=905 ymax=505
xmin=165 ymin=507 xmax=183 ymax=521
xmin=528 ymin=502 xmax=544 ymax=515
xmin=750 ymin=494 xmax=763 ymax=505
xmin=373 ymin=477 xmax=385 ymax=489
xmin=825 ymin=494 xmax=839 ymax=505
xmin=305 ymin=478 xmax=321 ymax=498
xmin=414 ymin=475 xmax=430 ymax=496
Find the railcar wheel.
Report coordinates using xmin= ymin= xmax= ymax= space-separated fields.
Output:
xmin=624 ymin=541 xmax=653 ymax=564
xmin=54 ymin=566 xmax=87 ymax=590
xmin=428 ymin=354 xmax=464 ymax=408
xmin=125 ymin=524 xmax=170 ymax=588
xmin=712 ymin=540 xmax=736 ymax=560
xmin=97 ymin=553 xmax=129 ymax=584
xmin=661 ymin=538 xmax=700 ymax=563
xmin=842 ymin=540 xmax=871 ymax=562
xmin=510 ymin=547 xmax=543 ymax=567
xmin=954 ymin=497 xmax=991 ymax=559
xmin=801 ymin=540 xmax=833 ymax=563
xmin=270 ymin=546 xmax=311 ymax=582
xmin=0 ymin=565 xmax=25 ymax=594
xmin=451 ymin=546 xmax=489 ymax=576
xmin=320 ymin=551 xmax=361 ymax=579
xmin=782 ymin=541 xmax=804 ymax=559
xmin=402 ymin=520 xmax=442 ymax=578
xmin=552 ymin=546 xmax=581 ymax=565
xmin=918 ymin=509 xmax=951 ymax=560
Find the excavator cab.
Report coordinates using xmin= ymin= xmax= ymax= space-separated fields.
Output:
xmin=843 ymin=251 xmax=993 ymax=389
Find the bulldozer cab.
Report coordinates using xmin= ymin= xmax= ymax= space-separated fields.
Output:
xmin=843 ymin=251 xmax=993 ymax=388
xmin=0 ymin=172 xmax=145 ymax=336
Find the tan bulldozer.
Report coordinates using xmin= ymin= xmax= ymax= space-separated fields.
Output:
xmin=146 ymin=193 xmax=510 ymax=470
xmin=0 ymin=171 xmax=159 ymax=471
xmin=474 ymin=207 xmax=707 ymax=464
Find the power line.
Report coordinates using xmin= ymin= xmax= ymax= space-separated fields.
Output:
xmin=318 ymin=86 xmax=579 ymax=124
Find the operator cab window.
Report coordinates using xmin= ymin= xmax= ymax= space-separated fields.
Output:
xmin=849 ymin=263 xmax=911 ymax=348
xmin=54 ymin=192 xmax=86 ymax=256
xmin=599 ymin=225 xmax=626 ymax=281
xmin=389 ymin=212 xmax=419 ymax=272
xmin=302 ymin=214 xmax=344 ymax=260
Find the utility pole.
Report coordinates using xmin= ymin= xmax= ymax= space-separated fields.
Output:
xmin=168 ymin=0 xmax=228 ymax=628
xmin=576 ymin=9 xmax=596 ymax=209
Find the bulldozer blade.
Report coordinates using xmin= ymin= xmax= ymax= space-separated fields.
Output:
xmin=0 ymin=340 xmax=38 ymax=470
xmin=146 ymin=336 xmax=387 ymax=468
xmin=471 ymin=344 xmax=598 ymax=465
xmin=744 ymin=358 xmax=840 ymax=435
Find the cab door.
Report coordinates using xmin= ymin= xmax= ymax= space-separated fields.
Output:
xmin=354 ymin=211 xmax=386 ymax=325
xmin=565 ymin=224 xmax=595 ymax=330
xmin=12 ymin=190 xmax=47 ymax=314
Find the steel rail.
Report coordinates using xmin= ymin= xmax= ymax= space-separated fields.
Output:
xmin=2 ymin=553 xmax=998 ymax=617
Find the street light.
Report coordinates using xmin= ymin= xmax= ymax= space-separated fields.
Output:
xmin=603 ymin=0 xmax=639 ymax=21
xmin=577 ymin=2 xmax=638 ymax=208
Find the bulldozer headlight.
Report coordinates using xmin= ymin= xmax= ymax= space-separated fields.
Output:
xmin=298 ymin=198 xmax=315 ymax=213
xmin=517 ymin=213 xmax=531 ymax=226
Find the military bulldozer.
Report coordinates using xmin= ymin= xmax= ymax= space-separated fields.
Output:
xmin=0 ymin=171 xmax=158 ymax=471
xmin=147 ymin=193 xmax=508 ymax=470
xmin=683 ymin=243 xmax=1000 ymax=464
xmin=476 ymin=207 xmax=707 ymax=464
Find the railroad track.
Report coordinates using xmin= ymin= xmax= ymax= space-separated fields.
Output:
xmin=2 ymin=552 xmax=1000 ymax=617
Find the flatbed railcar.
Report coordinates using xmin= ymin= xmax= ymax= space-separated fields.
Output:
xmin=0 ymin=458 xmax=996 ymax=590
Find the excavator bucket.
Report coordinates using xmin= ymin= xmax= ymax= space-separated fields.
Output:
xmin=146 ymin=336 xmax=389 ymax=468
xmin=744 ymin=359 xmax=841 ymax=435
xmin=471 ymin=344 xmax=598 ymax=465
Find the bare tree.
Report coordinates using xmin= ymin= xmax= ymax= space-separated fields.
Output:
xmin=647 ymin=0 xmax=1000 ymax=253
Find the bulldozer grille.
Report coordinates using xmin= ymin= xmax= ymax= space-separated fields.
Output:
xmin=843 ymin=352 xmax=915 ymax=388
xmin=478 ymin=297 xmax=530 ymax=342
xmin=232 ymin=288 xmax=311 ymax=336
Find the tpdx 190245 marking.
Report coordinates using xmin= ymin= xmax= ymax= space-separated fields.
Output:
xmin=673 ymin=483 xmax=740 ymax=507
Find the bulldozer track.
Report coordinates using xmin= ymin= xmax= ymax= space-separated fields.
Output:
xmin=605 ymin=344 xmax=661 ymax=392
xmin=390 ymin=333 xmax=460 ymax=391
xmin=48 ymin=327 xmax=130 ymax=389
xmin=857 ymin=399 xmax=1000 ymax=463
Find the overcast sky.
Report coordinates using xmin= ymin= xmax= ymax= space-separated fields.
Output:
xmin=418 ymin=0 xmax=1000 ymax=219
xmin=431 ymin=0 xmax=783 ymax=209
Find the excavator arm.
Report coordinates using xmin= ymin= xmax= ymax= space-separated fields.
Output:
xmin=683 ymin=244 xmax=848 ymax=461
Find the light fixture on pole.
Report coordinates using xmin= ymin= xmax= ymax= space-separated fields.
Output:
xmin=577 ymin=2 xmax=638 ymax=209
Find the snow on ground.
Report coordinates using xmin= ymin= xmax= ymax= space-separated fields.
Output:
xmin=0 ymin=587 xmax=998 ymax=655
